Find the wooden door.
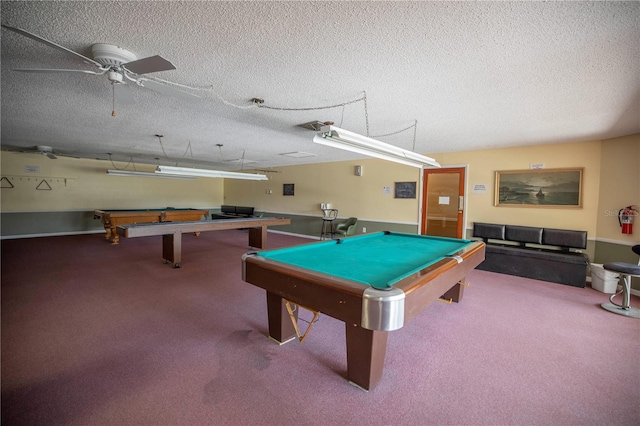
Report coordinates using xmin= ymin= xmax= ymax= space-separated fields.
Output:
xmin=420 ymin=167 xmax=466 ymax=238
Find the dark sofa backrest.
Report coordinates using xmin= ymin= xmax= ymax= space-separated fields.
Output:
xmin=505 ymin=225 xmax=543 ymax=246
xmin=235 ymin=206 xmax=255 ymax=216
xmin=221 ymin=205 xmax=236 ymax=214
xmin=473 ymin=223 xmax=505 ymax=242
xmin=473 ymin=222 xmax=587 ymax=251
xmin=542 ymin=228 xmax=587 ymax=251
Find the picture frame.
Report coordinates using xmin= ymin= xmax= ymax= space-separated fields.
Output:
xmin=283 ymin=183 xmax=295 ymax=196
xmin=394 ymin=181 xmax=417 ymax=199
xmin=494 ymin=168 xmax=583 ymax=208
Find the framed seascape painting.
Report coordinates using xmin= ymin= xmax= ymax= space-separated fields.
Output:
xmin=494 ymin=168 xmax=583 ymax=208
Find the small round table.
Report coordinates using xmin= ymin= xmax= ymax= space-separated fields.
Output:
xmin=600 ymin=254 xmax=640 ymax=319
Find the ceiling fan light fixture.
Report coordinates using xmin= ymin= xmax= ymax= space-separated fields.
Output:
xmin=91 ymin=43 xmax=137 ymax=67
xmin=107 ymin=70 xmax=124 ymax=83
xmin=35 ymin=145 xmax=57 ymax=159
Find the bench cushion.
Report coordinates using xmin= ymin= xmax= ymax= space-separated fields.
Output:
xmin=486 ymin=245 xmax=588 ymax=265
xmin=478 ymin=246 xmax=588 ymax=287
xmin=473 ymin=222 xmax=589 ymax=287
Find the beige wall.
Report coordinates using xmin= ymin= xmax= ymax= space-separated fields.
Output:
xmin=225 ymin=134 xmax=639 ymax=245
xmin=0 ymin=152 xmax=223 ymax=211
xmin=596 ymin=134 xmax=640 ymax=243
xmin=224 ymin=160 xmax=422 ymax=224
xmin=2 ymin=134 xmax=638 ymax=247
xmin=432 ymin=140 xmax=601 ymax=235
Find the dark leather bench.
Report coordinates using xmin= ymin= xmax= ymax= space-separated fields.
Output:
xmin=211 ymin=205 xmax=255 ymax=220
xmin=472 ymin=222 xmax=589 ymax=287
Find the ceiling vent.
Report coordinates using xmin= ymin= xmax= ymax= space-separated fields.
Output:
xmin=279 ymin=151 xmax=316 ymax=158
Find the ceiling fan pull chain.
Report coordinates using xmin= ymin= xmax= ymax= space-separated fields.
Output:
xmin=111 ymin=84 xmax=116 ymax=117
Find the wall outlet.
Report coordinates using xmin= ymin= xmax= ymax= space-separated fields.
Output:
xmin=362 ymin=227 xmax=366 ymax=233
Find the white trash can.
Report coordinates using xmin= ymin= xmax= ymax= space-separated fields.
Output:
xmin=590 ymin=263 xmax=620 ymax=293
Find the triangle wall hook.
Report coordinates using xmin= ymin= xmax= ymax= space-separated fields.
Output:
xmin=1 ymin=177 xmax=14 ymax=188
xmin=36 ymin=179 xmax=52 ymax=190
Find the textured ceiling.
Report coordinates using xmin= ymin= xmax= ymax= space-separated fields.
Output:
xmin=1 ymin=1 xmax=639 ymax=171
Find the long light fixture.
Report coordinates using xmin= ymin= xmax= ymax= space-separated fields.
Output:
xmin=313 ymin=125 xmax=441 ymax=168
xmin=106 ymin=169 xmax=195 ymax=180
xmin=155 ymin=165 xmax=268 ymax=181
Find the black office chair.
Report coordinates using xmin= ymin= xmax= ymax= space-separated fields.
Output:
xmin=601 ymin=245 xmax=640 ymax=318
xmin=334 ymin=217 xmax=358 ymax=237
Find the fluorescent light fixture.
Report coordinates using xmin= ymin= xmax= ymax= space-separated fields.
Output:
xmin=107 ymin=169 xmax=195 ymax=180
xmin=313 ymin=125 xmax=441 ymax=168
xmin=155 ymin=165 xmax=268 ymax=180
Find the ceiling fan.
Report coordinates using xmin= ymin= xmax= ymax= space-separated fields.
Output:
xmin=2 ymin=145 xmax=78 ymax=160
xmin=1 ymin=25 xmax=200 ymax=104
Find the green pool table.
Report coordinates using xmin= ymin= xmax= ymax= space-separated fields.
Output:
xmin=242 ymin=231 xmax=486 ymax=390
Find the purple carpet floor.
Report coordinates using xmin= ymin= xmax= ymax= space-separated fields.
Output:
xmin=2 ymin=231 xmax=639 ymax=425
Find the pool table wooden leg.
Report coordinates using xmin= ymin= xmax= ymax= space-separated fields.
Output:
xmin=248 ymin=226 xmax=267 ymax=249
xmin=345 ymin=324 xmax=388 ymax=391
xmin=110 ymin=227 xmax=120 ymax=245
xmin=162 ymin=232 xmax=182 ymax=268
xmin=266 ymin=292 xmax=297 ymax=344
xmin=441 ymin=280 xmax=465 ymax=303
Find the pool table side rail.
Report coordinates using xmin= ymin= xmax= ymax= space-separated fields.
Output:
xmin=119 ymin=217 xmax=290 ymax=238
xmin=242 ymin=254 xmax=368 ymax=326
xmin=242 ymin=240 xmax=486 ymax=329
xmin=94 ymin=208 xmax=207 ymax=221
xmin=94 ymin=209 xmax=208 ymax=244
xmin=397 ymin=241 xmax=485 ymax=321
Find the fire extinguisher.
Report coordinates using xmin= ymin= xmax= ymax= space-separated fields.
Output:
xmin=618 ymin=205 xmax=638 ymax=234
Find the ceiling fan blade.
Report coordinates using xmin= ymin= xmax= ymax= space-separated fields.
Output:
xmin=41 ymin=152 xmax=58 ymax=159
xmin=139 ymin=79 xmax=200 ymax=103
xmin=1 ymin=25 xmax=103 ymax=68
xmin=113 ymin=83 xmax=135 ymax=105
xmin=123 ymin=55 xmax=176 ymax=75
xmin=13 ymin=68 xmax=107 ymax=75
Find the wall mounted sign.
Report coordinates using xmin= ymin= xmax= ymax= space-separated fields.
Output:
xmin=394 ymin=181 xmax=417 ymax=199
xmin=283 ymin=183 xmax=295 ymax=196
xmin=472 ymin=184 xmax=488 ymax=194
